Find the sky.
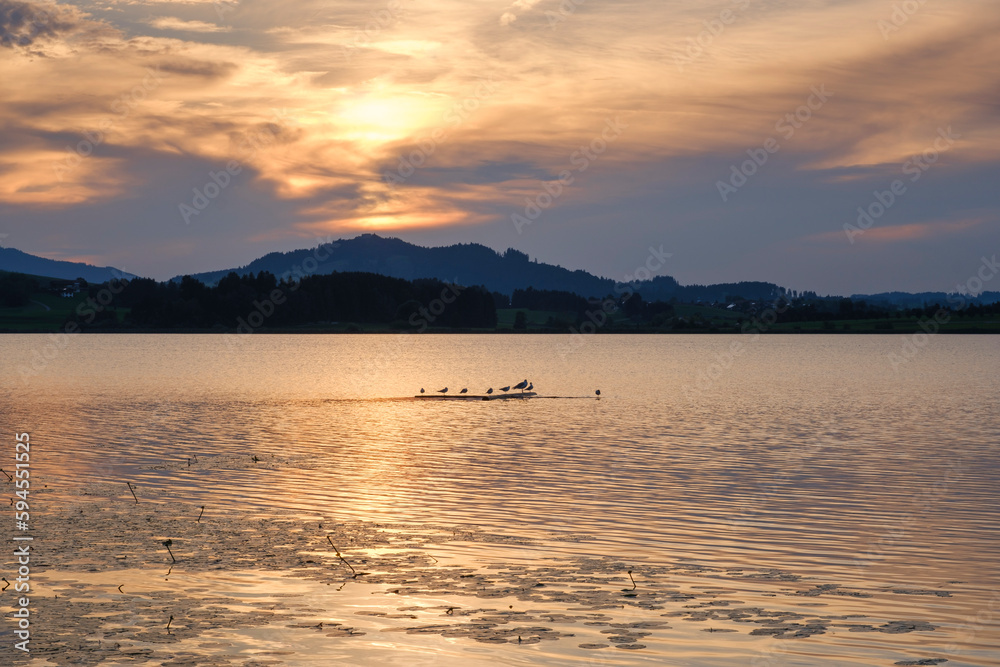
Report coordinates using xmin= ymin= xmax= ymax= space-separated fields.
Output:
xmin=0 ymin=0 xmax=998 ymax=295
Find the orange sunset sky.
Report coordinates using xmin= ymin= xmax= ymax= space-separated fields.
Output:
xmin=1 ymin=0 xmax=998 ymax=293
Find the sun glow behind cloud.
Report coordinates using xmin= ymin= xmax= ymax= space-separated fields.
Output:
xmin=0 ymin=0 xmax=998 ymax=290
xmin=336 ymin=93 xmax=445 ymax=143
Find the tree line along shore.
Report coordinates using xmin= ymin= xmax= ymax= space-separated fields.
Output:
xmin=1 ymin=270 xmax=999 ymax=334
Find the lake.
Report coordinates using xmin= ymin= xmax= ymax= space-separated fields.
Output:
xmin=1 ymin=334 xmax=997 ymax=665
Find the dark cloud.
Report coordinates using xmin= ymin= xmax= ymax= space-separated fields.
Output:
xmin=0 ymin=0 xmax=77 ymax=49
xmin=158 ymin=58 xmax=239 ymax=80
xmin=3 ymin=97 xmax=110 ymax=121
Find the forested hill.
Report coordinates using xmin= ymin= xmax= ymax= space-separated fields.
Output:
xmin=173 ymin=234 xmax=616 ymax=297
xmin=172 ymin=234 xmax=787 ymax=302
xmin=7 ymin=235 xmax=994 ymax=307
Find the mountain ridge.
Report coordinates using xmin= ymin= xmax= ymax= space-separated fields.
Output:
xmin=172 ymin=234 xmax=627 ymax=298
xmin=169 ymin=234 xmax=999 ymax=306
xmin=168 ymin=233 xmax=791 ymax=304
xmin=0 ymin=247 xmax=136 ymax=283
xmin=3 ymin=236 xmax=998 ymax=307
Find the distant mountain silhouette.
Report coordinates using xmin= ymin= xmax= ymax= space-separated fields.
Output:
xmin=4 ymin=236 xmax=993 ymax=307
xmin=851 ymin=291 xmax=1000 ymax=307
xmin=174 ymin=234 xmax=617 ymax=297
xmin=0 ymin=247 xmax=135 ymax=283
xmin=172 ymin=234 xmax=789 ymax=302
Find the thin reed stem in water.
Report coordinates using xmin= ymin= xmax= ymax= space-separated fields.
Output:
xmin=327 ymin=535 xmax=357 ymax=575
xmin=163 ymin=539 xmax=176 ymax=563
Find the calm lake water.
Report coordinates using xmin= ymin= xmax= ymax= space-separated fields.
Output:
xmin=1 ymin=334 xmax=998 ymax=665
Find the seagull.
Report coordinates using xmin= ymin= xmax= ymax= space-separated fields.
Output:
xmin=486 ymin=388 xmax=493 ymax=395
xmin=420 ymin=388 xmax=425 ymax=393
xmin=527 ymin=382 xmax=533 ymax=391
xmin=460 ymin=388 xmax=468 ymax=394
xmin=500 ymin=386 xmax=510 ymax=393
xmin=514 ymin=379 xmax=528 ymax=393
xmin=437 ymin=387 xmax=448 ymax=394
xmin=595 ymin=389 xmax=601 ymax=396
